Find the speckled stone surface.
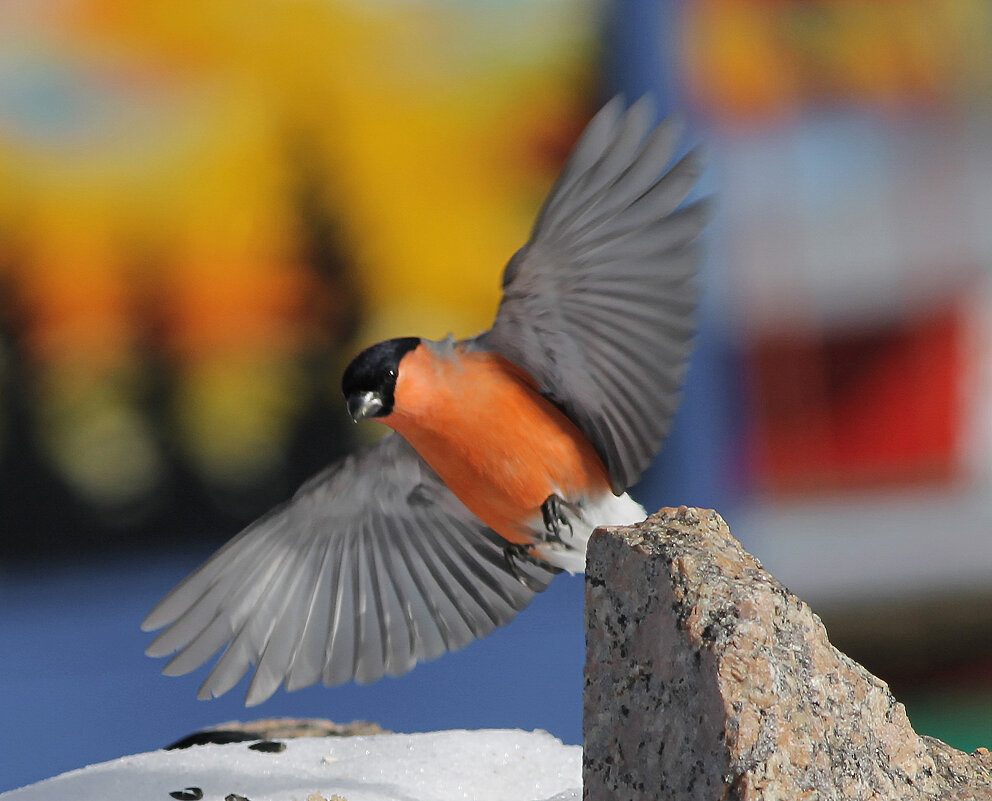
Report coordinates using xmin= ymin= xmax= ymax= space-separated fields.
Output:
xmin=583 ymin=506 xmax=992 ymax=801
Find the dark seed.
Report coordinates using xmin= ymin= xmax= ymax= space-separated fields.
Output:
xmin=225 ymin=795 xmax=250 ymax=801
xmin=166 ymin=729 xmax=257 ymax=749
xmin=248 ymin=740 xmax=286 ymax=753
xmin=169 ymin=788 xmax=203 ymax=800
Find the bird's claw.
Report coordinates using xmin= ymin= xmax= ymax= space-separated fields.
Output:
xmin=540 ymin=494 xmax=573 ymax=544
xmin=504 ymin=543 xmax=536 ymax=586
xmin=502 ymin=496 xmax=577 ymax=586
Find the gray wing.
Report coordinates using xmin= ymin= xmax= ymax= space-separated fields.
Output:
xmin=142 ymin=434 xmax=556 ymax=706
xmin=483 ymin=96 xmax=707 ymax=494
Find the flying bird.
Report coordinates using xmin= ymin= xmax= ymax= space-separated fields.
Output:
xmin=143 ymin=96 xmax=707 ymax=706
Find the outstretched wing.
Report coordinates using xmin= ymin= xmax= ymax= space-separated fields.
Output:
xmin=142 ymin=434 xmax=557 ymax=706
xmin=483 ymin=96 xmax=707 ymax=494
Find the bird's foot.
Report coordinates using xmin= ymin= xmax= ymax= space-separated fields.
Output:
xmin=540 ymin=494 xmax=575 ymax=544
xmin=503 ymin=543 xmax=543 ymax=587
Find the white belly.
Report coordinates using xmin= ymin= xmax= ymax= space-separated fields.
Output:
xmin=529 ymin=491 xmax=646 ymax=573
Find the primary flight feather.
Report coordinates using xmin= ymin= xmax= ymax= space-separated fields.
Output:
xmin=143 ymin=95 xmax=707 ymax=706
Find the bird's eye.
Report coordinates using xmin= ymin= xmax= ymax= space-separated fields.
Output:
xmin=387 ymin=368 xmax=397 ymax=378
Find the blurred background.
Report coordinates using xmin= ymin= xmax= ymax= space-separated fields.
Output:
xmin=2 ymin=0 xmax=991 ymax=792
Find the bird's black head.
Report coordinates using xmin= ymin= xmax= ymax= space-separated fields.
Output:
xmin=341 ymin=337 xmax=422 ymax=421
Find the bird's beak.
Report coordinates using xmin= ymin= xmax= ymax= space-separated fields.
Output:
xmin=347 ymin=391 xmax=384 ymax=422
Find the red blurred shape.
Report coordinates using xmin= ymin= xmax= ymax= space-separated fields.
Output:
xmin=748 ymin=304 xmax=964 ymax=494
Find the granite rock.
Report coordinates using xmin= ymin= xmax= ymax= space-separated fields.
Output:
xmin=583 ymin=506 xmax=992 ymax=800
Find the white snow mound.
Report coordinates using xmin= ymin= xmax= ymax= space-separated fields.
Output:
xmin=0 ymin=729 xmax=581 ymax=801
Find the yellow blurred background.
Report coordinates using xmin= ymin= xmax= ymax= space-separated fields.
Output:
xmin=0 ymin=0 xmax=599 ymax=525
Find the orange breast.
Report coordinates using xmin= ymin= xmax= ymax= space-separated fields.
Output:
xmin=385 ymin=344 xmax=610 ymax=544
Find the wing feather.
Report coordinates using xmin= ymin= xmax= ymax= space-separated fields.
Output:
xmin=284 ymin=535 xmax=339 ymax=691
xmin=353 ymin=521 xmax=387 ymax=684
xmin=543 ymin=97 xmax=658 ymax=240
xmin=387 ymin=514 xmax=459 ymax=658
xmin=530 ymin=96 xmax=627 ymax=237
xmin=486 ymin=99 xmax=707 ymax=492
xmin=142 ymin=434 xmax=556 ymax=704
xmin=365 ymin=514 xmax=413 ymax=677
xmin=381 ymin=514 xmax=444 ymax=662
xmin=321 ymin=532 xmax=358 ymax=688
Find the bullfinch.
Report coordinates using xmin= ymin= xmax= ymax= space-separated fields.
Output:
xmin=142 ymin=96 xmax=706 ymax=706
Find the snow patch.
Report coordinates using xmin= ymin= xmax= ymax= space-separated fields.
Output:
xmin=0 ymin=729 xmax=581 ymax=801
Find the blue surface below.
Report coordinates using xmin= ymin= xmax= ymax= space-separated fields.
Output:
xmin=0 ymin=547 xmax=585 ymax=793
